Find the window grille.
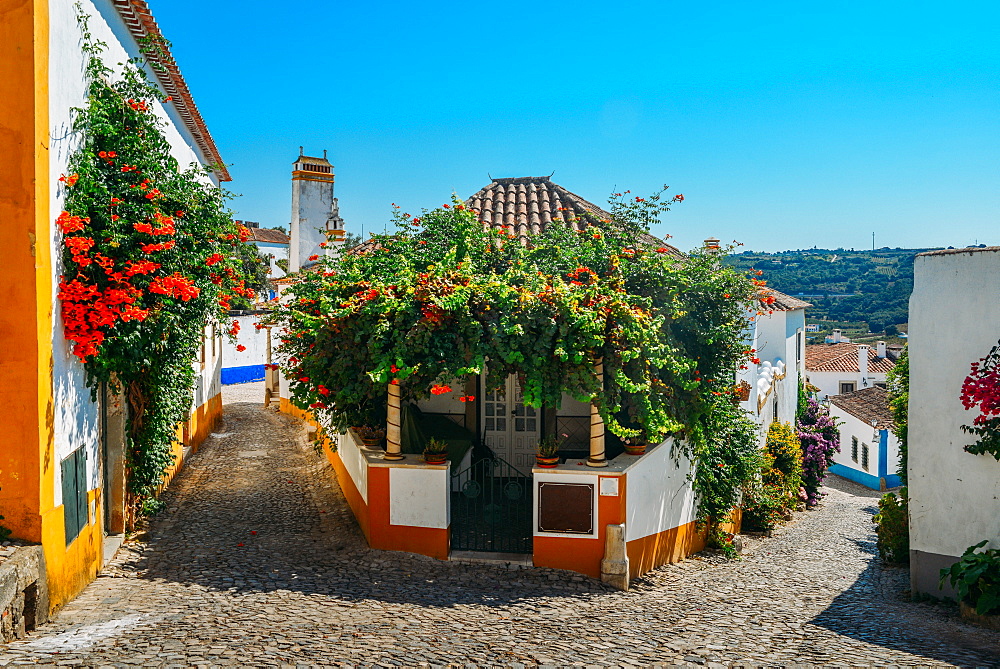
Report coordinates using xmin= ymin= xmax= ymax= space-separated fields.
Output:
xmin=861 ymin=443 xmax=869 ymax=471
xmin=851 ymin=436 xmax=858 ymax=462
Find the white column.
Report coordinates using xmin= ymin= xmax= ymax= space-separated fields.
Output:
xmin=384 ymin=381 xmax=404 ymax=460
xmin=587 ymin=359 xmax=608 ymax=467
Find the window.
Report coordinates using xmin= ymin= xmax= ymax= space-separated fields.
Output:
xmin=861 ymin=443 xmax=869 ymax=471
xmin=851 ymin=436 xmax=858 ymax=462
xmin=840 ymin=382 xmax=856 ymax=394
xmin=773 ymin=396 xmax=779 ymax=422
xmin=61 ymin=447 xmax=88 ymax=545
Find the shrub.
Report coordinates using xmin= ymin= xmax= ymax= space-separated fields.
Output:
xmin=873 ymin=487 xmax=909 ymax=563
xmin=741 ymin=481 xmax=790 ymax=531
xmin=940 ymin=540 xmax=1000 ymax=615
xmin=797 ymin=399 xmax=840 ymax=507
xmin=764 ymin=421 xmax=803 ymax=500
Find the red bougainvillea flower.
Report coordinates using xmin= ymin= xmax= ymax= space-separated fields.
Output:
xmin=318 ymin=385 xmax=330 ymax=396
xmin=298 ymin=376 xmax=310 ymax=383
xmin=308 ymin=254 xmax=319 ymax=261
xmin=309 ymin=402 xmax=325 ymax=409
xmin=430 ymin=384 xmax=452 ymax=395
xmin=236 ymin=345 xmax=246 ymax=352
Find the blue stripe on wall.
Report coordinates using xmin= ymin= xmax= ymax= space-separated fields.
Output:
xmin=878 ymin=429 xmax=889 ymax=478
xmin=829 ymin=463 xmax=883 ymax=490
xmin=221 ymin=364 xmax=265 ymax=385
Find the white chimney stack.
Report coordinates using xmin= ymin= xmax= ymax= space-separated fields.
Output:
xmin=858 ymin=344 xmax=870 ymax=388
xmin=876 ymin=340 xmax=886 ymax=358
xmin=833 ymin=329 xmax=842 ymax=343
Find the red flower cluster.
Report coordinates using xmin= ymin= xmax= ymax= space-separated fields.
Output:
xmin=141 ymin=240 xmax=176 ymax=254
xmin=59 ymin=277 xmax=145 ymax=361
xmin=229 ymin=320 xmax=240 ymax=336
xmin=125 ymin=259 xmax=161 ymax=276
xmin=56 ymin=211 xmax=89 ymax=234
xmin=205 ymin=253 xmax=224 ymax=266
xmin=430 ymin=384 xmax=452 ymax=395
xmin=236 ymin=345 xmax=246 ymax=352
xmin=148 ymin=272 xmax=200 ymax=301
xmin=961 ymin=352 xmax=1000 ymax=422
xmin=59 ymin=174 xmax=79 ymax=187
xmin=458 ymin=395 xmax=476 ymax=402
xmin=127 ymin=98 xmax=149 ymax=111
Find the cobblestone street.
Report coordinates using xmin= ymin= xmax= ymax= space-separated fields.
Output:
xmin=1 ymin=382 xmax=997 ymax=667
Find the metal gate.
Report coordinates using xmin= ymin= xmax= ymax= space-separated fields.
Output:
xmin=450 ymin=455 xmax=532 ymax=554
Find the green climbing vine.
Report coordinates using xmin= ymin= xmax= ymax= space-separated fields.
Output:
xmin=56 ymin=7 xmax=265 ymax=519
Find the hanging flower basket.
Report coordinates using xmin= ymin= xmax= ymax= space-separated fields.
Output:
xmin=735 ymin=381 xmax=752 ymax=402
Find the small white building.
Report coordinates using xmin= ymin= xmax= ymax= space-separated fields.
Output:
xmin=908 ymin=246 xmax=1000 ymax=599
xmin=805 ymin=334 xmax=896 ymax=399
xmin=239 ymin=221 xmax=289 ymax=282
xmin=735 ymin=289 xmax=810 ymax=434
xmin=828 ymin=386 xmax=901 ymax=491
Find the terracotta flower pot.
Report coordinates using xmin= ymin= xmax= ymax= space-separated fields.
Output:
xmin=423 ymin=451 xmax=448 ymax=465
xmin=624 ymin=443 xmax=646 ymax=456
xmin=536 ymin=455 xmax=559 ymax=468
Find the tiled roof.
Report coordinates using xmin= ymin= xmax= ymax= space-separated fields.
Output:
xmin=348 ymin=176 xmax=683 ymax=258
xmin=830 ymin=386 xmax=894 ymax=426
xmin=466 ymin=176 xmax=682 ymax=256
xmin=759 ymin=288 xmax=811 ymax=311
xmin=249 ymin=228 xmax=289 ymax=244
xmin=111 ymin=0 xmax=229 ymax=181
xmin=805 ymin=342 xmax=897 ymax=373
xmin=295 ymin=154 xmax=333 ymax=167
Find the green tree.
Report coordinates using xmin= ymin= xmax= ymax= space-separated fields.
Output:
xmin=886 ymin=345 xmax=909 ymax=482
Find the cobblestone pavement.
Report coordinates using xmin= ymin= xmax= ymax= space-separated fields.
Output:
xmin=1 ymin=381 xmax=998 ymax=667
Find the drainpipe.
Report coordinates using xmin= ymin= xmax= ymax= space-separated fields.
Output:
xmin=587 ymin=359 xmax=608 ymax=467
xmin=384 ymin=381 xmax=404 ymax=460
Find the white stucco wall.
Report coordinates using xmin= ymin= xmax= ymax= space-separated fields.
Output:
xmin=388 ymin=466 xmax=449 ymax=529
xmin=739 ymin=308 xmax=805 ymax=439
xmin=253 ymin=241 xmax=288 ymax=279
xmin=221 ymin=314 xmax=268 ymax=370
xmin=340 ymin=433 xmax=368 ymax=503
xmin=828 ymin=408 xmax=882 ymax=474
xmin=624 ymin=440 xmax=697 ymax=543
xmin=810 ymin=370 xmax=887 ymax=400
xmin=909 ymin=249 xmax=1000 ymax=574
xmin=47 ymin=0 xmax=225 ymax=503
xmin=290 ymin=178 xmax=334 ymax=272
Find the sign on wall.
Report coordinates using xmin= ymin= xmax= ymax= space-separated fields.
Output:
xmin=537 ymin=482 xmax=594 ymax=534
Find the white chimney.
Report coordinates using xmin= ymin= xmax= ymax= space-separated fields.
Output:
xmin=876 ymin=340 xmax=886 ymax=358
xmin=833 ymin=329 xmax=842 ymax=343
xmin=858 ymin=344 xmax=869 ymax=388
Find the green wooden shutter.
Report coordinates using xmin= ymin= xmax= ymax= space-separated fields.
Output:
xmin=75 ymin=449 xmax=88 ymax=537
xmin=62 ymin=453 xmax=79 ymax=544
xmin=62 ymin=448 xmax=89 ymax=545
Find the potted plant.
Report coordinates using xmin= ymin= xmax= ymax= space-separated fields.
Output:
xmin=423 ymin=437 xmax=449 ymax=465
xmin=353 ymin=425 xmax=385 ymax=449
xmin=623 ymin=439 xmax=646 ymax=456
xmin=940 ymin=540 xmax=1000 ymax=629
xmin=536 ymin=434 xmax=562 ymax=468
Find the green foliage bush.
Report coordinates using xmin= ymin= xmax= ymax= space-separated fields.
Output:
xmin=693 ymin=395 xmax=763 ymax=525
xmin=941 ymin=540 xmax=1000 ymax=616
xmin=741 ymin=481 xmax=790 ymax=532
xmin=873 ymin=487 xmax=909 ymax=563
xmin=886 ymin=346 xmax=909 ymax=482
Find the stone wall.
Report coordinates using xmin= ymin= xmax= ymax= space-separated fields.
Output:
xmin=0 ymin=546 xmax=48 ymax=642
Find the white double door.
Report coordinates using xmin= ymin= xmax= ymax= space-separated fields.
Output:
xmin=482 ymin=374 xmax=539 ymax=474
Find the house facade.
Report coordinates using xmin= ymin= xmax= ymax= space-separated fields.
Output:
xmin=0 ymin=0 xmax=225 ymax=613
xmin=805 ymin=337 xmax=896 ymax=399
xmin=908 ymin=247 xmax=1000 ymax=598
xmin=828 ymin=386 xmax=901 ymax=490
xmin=279 ymin=176 xmax=730 ymax=586
xmin=737 ymin=290 xmax=809 ymax=436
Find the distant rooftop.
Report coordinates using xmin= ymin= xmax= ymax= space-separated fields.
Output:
xmin=829 ymin=386 xmax=893 ymax=426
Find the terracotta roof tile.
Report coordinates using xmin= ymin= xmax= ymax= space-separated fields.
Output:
xmin=249 ymin=228 xmax=290 ymax=244
xmin=111 ymin=0 xmax=229 ymax=181
xmin=830 ymin=386 xmax=894 ymax=426
xmin=759 ymin=288 xmax=811 ymax=311
xmin=466 ymin=176 xmax=682 ymax=256
xmin=805 ymin=342 xmax=896 ymax=373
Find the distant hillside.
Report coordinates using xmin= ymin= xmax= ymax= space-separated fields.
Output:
xmin=725 ymin=247 xmax=951 ymax=332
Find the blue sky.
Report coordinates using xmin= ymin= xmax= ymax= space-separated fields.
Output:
xmin=153 ymin=1 xmax=999 ymax=253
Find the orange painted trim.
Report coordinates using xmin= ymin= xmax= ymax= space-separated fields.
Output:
xmin=291 ymin=171 xmax=334 ymax=183
xmin=325 ymin=443 xmax=370 ymax=542
xmin=377 ymin=525 xmax=450 ymax=561
xmin=532 ymin=475 xmax=625 ymax=579
xmin=626 ymin=519 xmax=707 ymax=577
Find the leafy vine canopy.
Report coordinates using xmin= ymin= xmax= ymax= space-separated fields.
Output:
xmin=273 ymin=190 xmax=758 ymax=447
xmin=57 ymin=8 xmax=267 ymax=510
